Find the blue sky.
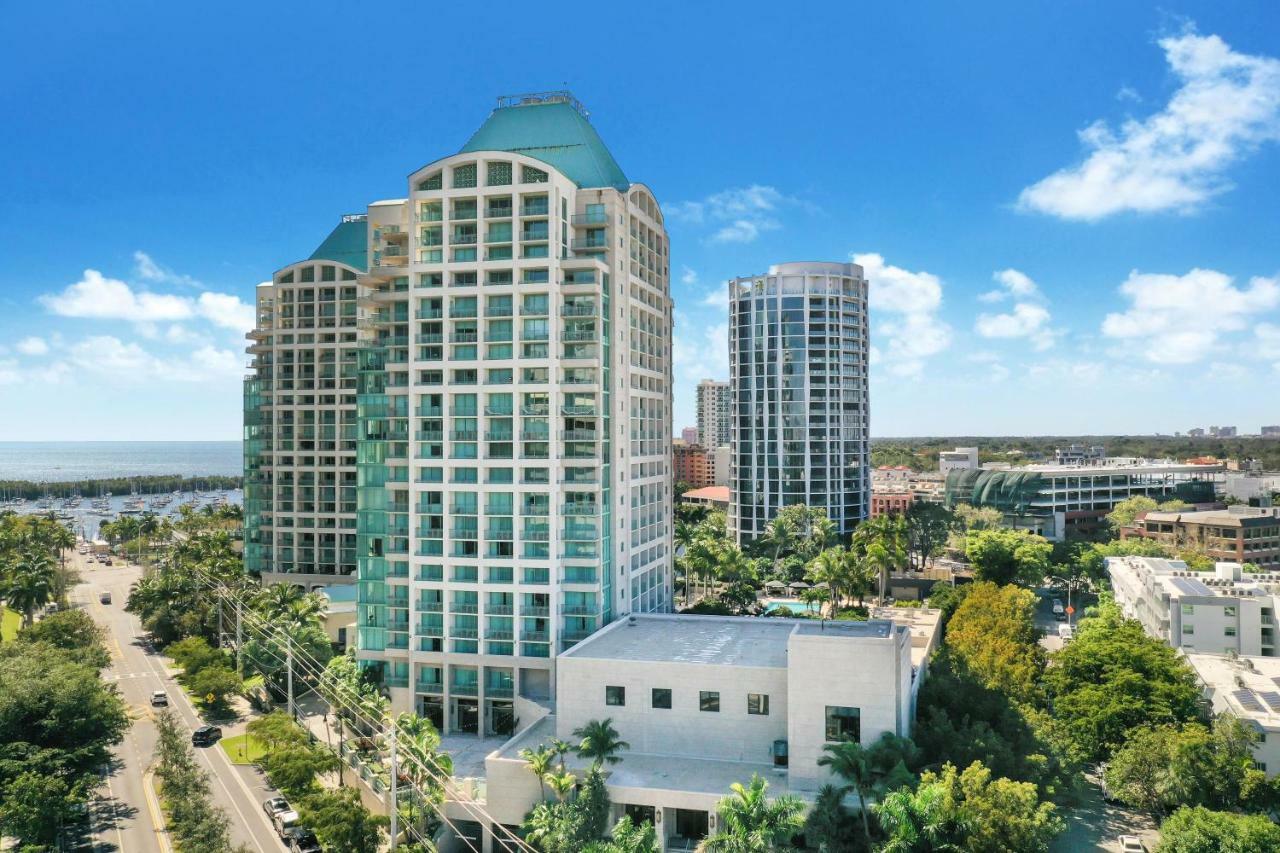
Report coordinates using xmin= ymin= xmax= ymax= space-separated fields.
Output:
xmin=2 ymin=1 xmax=1280 ymax=440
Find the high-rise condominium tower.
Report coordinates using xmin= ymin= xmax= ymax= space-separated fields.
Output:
xmin=696 ymin=378 xmax=731 ymax=448
xmin=727 ymin=262 xmax=869 ymax=544
xmin=247 ymin=92 xmax=673 ymax=733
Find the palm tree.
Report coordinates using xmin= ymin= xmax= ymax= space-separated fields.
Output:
xmin=698 ymin=774 xmax=806 ymax=852
xmin=395 ymin=712 xmax=450 ymax=832
xmin=3 ymin=549 xmax=55 ymax=627
xmin=548 ymin=737 xmax=575 ymax=772
xmin=573 ymin=718 xmax=631 ymax=769
xmin=519 ymin=744 xmax=555 ymax=801
xmin=807 ymin=547 xmax=849 ymax=613
xmin=763 ymin=516 xmax=795 ymax=575
xmin=545 ymin=769 xmax=577 ymax=802
xmin=675 ymin=520 xmax=698 ymax=607
xmin=817 ymin=741 xmax=875 ymax=843
xmin=874 ymin=784 xmax=967 ymax=853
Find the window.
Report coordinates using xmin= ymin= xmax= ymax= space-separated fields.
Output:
xmin=699 ymin=691 xmax=720 ymax=712
xmin=1225 ymin=626 xmax=1237 ymax=636
xmin=1182 ymin=604 xmax=1195 ymax=615
xmin=652 ymin=688 xmax=672 ymax=709
xmin=1225 ymin=606 xmax=1238 ymax=617
xmin=748 ymin=694 xmax=770 ymax=716
xmin=825 ymin=706 xmax=860 ymax=743
xmin=605 ymin=686 xmax=625 ymax=707
xmin=1182 ymin=625 xmax=1195 ymax=635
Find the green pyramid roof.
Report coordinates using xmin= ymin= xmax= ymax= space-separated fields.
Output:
xmin=460 ymin=99 xmax=629 ymax=191
xmin=308 ymin=217 xmax=368 ymax=271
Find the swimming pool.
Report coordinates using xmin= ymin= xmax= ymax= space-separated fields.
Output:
xmin=761 ymin=598 xmax=821 ymax=615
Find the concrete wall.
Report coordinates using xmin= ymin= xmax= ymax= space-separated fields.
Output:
xmin=785 ymin=629 xmax=908 ymax=790
xmin=555 ymin=656 xmax=789 ymax=765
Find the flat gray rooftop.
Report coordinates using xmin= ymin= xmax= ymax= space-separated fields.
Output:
xmin=561 ymin=614 xmax=898 ymax=668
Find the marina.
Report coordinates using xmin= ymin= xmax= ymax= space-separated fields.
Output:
xmin=0 ymin=486 xmax=243 ymax=540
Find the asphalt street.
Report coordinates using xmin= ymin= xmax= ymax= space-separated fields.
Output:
xmin=71 ymin=551 xmax=287 ymax=852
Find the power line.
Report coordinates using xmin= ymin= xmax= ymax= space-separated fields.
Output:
xmin=177 ymin=565 xmax=536 ymax=853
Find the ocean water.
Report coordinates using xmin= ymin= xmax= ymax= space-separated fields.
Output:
xmin=0 ymin=441 xmax=242 ymax=482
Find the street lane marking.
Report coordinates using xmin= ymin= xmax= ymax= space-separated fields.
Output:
xmin=142 ymin=768 xmax=173 ymax=853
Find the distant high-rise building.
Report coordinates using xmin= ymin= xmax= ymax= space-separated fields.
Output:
xmin=247 ymin=91 xmax=673 ymax=729
xmin=728 ymin=262 xmax=869 ymax=544
xmin=1189 ymin=428 xmax=1207 ymax=438
xmin=680 ymin=426 xmax=699 ymax=444
xmin=696 ymin=379 xmax=731 ymax=449
xmin=1262 ymin=426 xmax=1280 ymax=439
xmin=1211 ymin=426 xmax=1238 ymax=438
xmin=1055 ymin=443 xmax=1106 ymax=467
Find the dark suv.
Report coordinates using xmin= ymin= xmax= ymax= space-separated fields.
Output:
xmin=191 ymin=725 xmax=222 ymax=746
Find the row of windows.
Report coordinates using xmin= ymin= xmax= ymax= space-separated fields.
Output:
xmin=600 ymin=685 xmax=862 ymax=742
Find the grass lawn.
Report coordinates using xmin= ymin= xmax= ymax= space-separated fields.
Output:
xmin=219 ymin=733 xmax=267 ymax=765
xmin=0 ymin=607 xmax=20 ymax=642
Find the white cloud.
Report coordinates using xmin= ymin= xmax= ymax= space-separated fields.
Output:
xmin=1116 ymin=85 xmax=1143 ymax=104
xmin=680 ymin=267 xmax=699 ymax=286
xmin=0 ymin=359 xmax=18 ymax=384
xmin=41 ymin=270 xmax=194 ymax=322
xmin=1254 ymin=323 xmax=1280 ymax=369
xmin=66 ymin=335 xmax=242 ymax=383
xmin=133 ymin=251 xmax=201 ymax=288
xmin=1028 ymin=359 xmax=1107 ymax=384
xmin=854 ymin=252 xmax=952 ymax=377
xmin=39 ymin=263 xmax=254 ymax=335
xmin=668 ymin=185 xmax=793 ymax=244
xmin=14 ymin=336 xmax=48 ymax=356
xmin=975 ymin=269 xmax=1057 ymax=350
xmin=1018 ymin=30 xmax=1280 ymax=220
xmin=197 ymin=292 xmax=254 ymax=333
xmin=1102 ymin=268 xmax=1280 ymax=363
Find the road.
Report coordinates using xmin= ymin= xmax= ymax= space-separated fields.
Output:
xmin=71 ymin=550 xmax=287 ymax=853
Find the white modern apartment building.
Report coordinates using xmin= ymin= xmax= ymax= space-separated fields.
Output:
xmin=250 ymin=92 xmax=673 ymax=735
xmin=728 ymin=262 xmax=870 ymax=544
xmin=1107 ymin=556 xmax=1280 ymax=657
xmin=245 ymin=219 xmax=370 ymax=589
xmin=696 ymin=379 xmax=731 ymax=449
xmin=1186 ymin=653 xmax=1280 ymax=777
xmin=945 ymin=460 xmax=1224 ymax=541
xmin=481 ymin=609 xmax=941 ymax=851
xmin=938 ymin=447 xmax=978 ymax=473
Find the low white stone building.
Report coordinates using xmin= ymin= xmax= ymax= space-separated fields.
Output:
xmin=473 ymin=609 xmax=941 ymax=852
xmin=1185 ymin=653 xmax=1280 ymax=777
xmin=1107 ymin=556 xmax=1280 ymax=657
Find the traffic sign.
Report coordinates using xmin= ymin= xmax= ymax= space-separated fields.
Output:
xmin=1065 ymin=606 xmax=1074 ymax=615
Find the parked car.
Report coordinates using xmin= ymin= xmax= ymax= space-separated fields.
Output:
xmin=1051 ymin=598 xmax=1066 ymax=620
xmin=99 ymin=591 xmax=112 ymax=604
xmin=1119 ymin=835 xmax=1147 ymax=852
xmin=191 ymin=725 xmax=222 ymax=746
xmin=1057 ymin=623 xmax=1075 ymax=640
xmin=290 ymin=831 xmax=322 ymax=853
xmin=273 ymin=809 xmax=301 ymax=837
xmin=150 ymin=690 xmax=168 ymax=707
xmin=262 ymin=796 xmax=290 ymax=819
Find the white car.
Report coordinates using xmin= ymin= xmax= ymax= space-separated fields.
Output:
xmin=150 ymin=690 xmax=168 ymax=707
xmin=274 ymin=809 xmax=301 ymax=837
xmin=1119 ymin=835 xmax=1147 ymax=853
xmin=1057 ymin=623 xmax=1075 ymax=640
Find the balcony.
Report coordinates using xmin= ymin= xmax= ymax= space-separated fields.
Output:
xmin=572 ymin=211 xmax=609 ymax=225
xmin=562 ymin=503 xmax=598 ymax=516
xmin=450 ymin=332 xmax=479 ymax=343
xmin=452 ymin=603 xmax=479 ymax=614
xmin=521 ymin=404 xmax=549 ymax=416
xmin=450 ymin=682 xmax=479 ymax=696
xmin=416 ymin=680 xmax=444 ymax=695
xmin=520 ymin=630 xmax=550 ymax=643
xmin=561 ymin=330 xmax=596 ymax=343
xmin=486 ymin=684 xmax=515 ymax=698
xmin=522 ymin=605 xmax=550 ymax=617
xmin=561 ymin=430 xmax=598 ymax=441
xmin=561 ymin=304 xmax=597 ymax=317
xmin=571 ymin=239 xmax=608 ymax=253
xmin=561 ymin=405 xmax=597 ymax=416
xmin=415 ymin=333 xmax=443 ymax=345
xmin=519 ymin=305 xmax=549 ymax=317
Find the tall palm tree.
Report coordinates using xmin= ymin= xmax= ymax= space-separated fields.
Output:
xmin=3 ymin=549 xmax=55 ymax=627
xmin=807 ymin=547 xmax=849 ymax=613
xmin=675 ymin=520 xmax=698 ymax=607
xmin=817 ymin=741 xmax=875 ymax=843
xmin=698 ymin=774 xmax=806 ymax=852
xmin=763 ymin=516 xmax=795 ymax=575
xmin=573 ymin=718 xmax=631 ymax=769
xmin=519 ymin=744 xmax=555 ymax=801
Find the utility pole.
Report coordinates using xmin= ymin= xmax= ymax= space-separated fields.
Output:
xmin=286 ymin=634 xmax=295 ymax=719
xmin=216 ymin=589 xmax=224 ymax=649
xmin=235 ymin=598 xmax=243 ymax=678
xmin=388 ymin=723 xmax=399 ymax=849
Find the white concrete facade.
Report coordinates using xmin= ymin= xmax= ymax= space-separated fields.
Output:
xmin=938 ymin=446 xmax=978 ymax=473
xmin=1108 ymin=556 xmax=1280 ymax=657
xmin=481 ymin=610 xmax=940 ymax=851
xmin=1186 ymin=653 xmax=1280 ymax=777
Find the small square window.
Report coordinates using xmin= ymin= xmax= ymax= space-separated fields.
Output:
xmin=1182 ymin=604 xmax=1195 ymax=615
xmin=748 ymin=694 xmax=769 ymax=715
xmin=825 ymin=706 xmax=860 ymax=743
xmin=652 ymin=688 xmax=672 ymax=709
xmin=699 ymin=691 xmax=720 ymax=712
xmin=1225 ymin=606 xmax=1238 ymax=617
xmin=1226 ymin=626 xmax=1237 ymax=636
xmin=1183 ymin=625 xmax=1195 ymax=635
xmin=605 ymin=685 xmax=625 ymax=707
